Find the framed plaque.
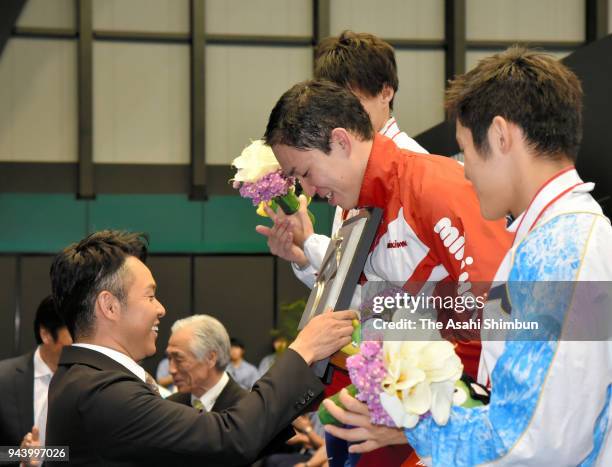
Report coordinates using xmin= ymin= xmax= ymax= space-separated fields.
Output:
xmin=298 ymin=207 xmax=383 ymax=380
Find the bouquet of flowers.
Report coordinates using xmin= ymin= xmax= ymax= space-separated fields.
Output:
xmin=231 ymin=140 xmax=314 ymax=223
xmin=349 ymin=339 xmax=463 ymax=428
xmin=319 ymin=339 xmax=463 ymax=429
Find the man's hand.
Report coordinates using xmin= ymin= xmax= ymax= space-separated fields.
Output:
xmin=255 ymin=195 xmax=315 ymax=267
xmin=19 ymin=426 xmax=41 ymax=467
xmin=287 ymin=432 xmax=312 ymax=448
xmin=323 ymin=388 xmax=408 ymax=454
xmin=292 ymin=415 xmax=313 ymax=433
xmin=290 ymin=309 xmax=356 ymax=365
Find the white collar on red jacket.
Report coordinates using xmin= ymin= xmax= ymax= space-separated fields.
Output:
xmin=380 ymin=117 xmax=398 ymax=138
xmin=378 ymin=117 xmax=399 ymax=138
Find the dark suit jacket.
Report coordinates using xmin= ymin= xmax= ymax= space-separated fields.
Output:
xmin=0 ymin=352 xmax=34 ymax=446
xmin=46 ymin=346 xmax=323 ymax=466
xmin=167 ymin=374 xmax=247 ymax=412
xmin=167 ymin=375 xmax=295 ymax=463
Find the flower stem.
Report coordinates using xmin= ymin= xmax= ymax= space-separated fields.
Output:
xmin=273 ymin=192 xmax=316 ymax=225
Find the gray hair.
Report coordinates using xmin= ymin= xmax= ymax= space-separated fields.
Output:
xmin=171 ymin=315 xmax=231 ymax=371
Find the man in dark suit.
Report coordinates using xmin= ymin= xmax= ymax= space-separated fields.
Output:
xmin=45 ymin=230 xmax=355 ymax=466
xmin=0 ymin=296 xmax=72 ymax=451
xmin=165 ymin=314 xmax=247 ymax=412
xmin=168 ymin=373 xmax=245 ymax=412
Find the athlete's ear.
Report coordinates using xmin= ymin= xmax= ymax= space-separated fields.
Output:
xmin=489 ymin=116 xmax=513 ymax=155
xmin=380 ymin=85 xmax=394 ymax=106
xmin=330 ymin=128 xmax=351 ymax=157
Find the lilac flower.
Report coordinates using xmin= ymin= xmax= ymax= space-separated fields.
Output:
xmin=346 ymin=341 xmax=395 ymax=427
xmin=236 ymin=170 xmax=296 ymax=206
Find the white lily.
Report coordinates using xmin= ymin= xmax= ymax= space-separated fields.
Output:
xmin=231 ymin=140 xmax=280 ymax=183
xmin=380 ymin=340 xmax=463 ymax=428
xmin=380 ymin=392 xmax=420 ymax=428
xmin=430 ymin=380 xmax=456 ymax=425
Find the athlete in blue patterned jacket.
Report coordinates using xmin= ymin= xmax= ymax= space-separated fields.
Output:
xmin=323 ymin=47 xmax=612 ymax=466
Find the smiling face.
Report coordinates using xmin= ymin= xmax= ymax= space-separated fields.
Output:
xmin=116 ymin=256 xmax=166 ymax=361
xmin=456 ymin=121 xmax=513 ymax=220
xmin=272 ymin=139 xmax=363 ymax=210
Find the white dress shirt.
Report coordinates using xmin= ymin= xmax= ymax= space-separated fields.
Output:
xmin=190 ymin=372 xmax=230 ymax=412
xmin=33 ymin=347 xmax=53 ymax=446
xmin=72 ymin=343 xmax=146 ymax=382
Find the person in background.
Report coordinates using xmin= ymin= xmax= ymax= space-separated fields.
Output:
xmin=227 ymin=337 xmax=260 ymax=390
xmin=0 ymin=296 xmax=72 ymax=446
xmin=0 ymin=296 xmax=72 ymax=466
xmin=258 ymin=335 xmax=289 ymax=377
xmin=155 ymin=357 xmax=174 ymax=391
xmin=263 ymin=413 xmax=328 ymax=467
xmin=166 ymin=315 xmax=246 ymax=412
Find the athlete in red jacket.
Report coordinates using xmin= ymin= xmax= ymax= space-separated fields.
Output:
xmin=263 ymin=81 xmax=512 ymax=464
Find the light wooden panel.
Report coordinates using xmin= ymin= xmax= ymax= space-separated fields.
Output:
xmin=93 ymin=42 xmax=190 ymax=164
xmin=16 ymin=0 xmax=75 ymax=29
xmin=393 ymin=50 xmax=445 ymax=138
xmin=205 ymin=45 xmax=312 ymax=165
xmin=467 ymin=0 xmax=584 ymax=41
xmin=330 ymin=0 xmax=444 ymax=40
xmin=205 ymin=0 xmax=312 ymax=36
xmin=93 ymin=0 xmax=189 ymax=33
xmin=0 ymin=38 xmax=77 ymax=162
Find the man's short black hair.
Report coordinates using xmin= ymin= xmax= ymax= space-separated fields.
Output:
xmin=230 ymin=337 xmax=245 ymax=349
xmin=50 ymin=230 xmax=148 ymax=340
xmin=264 ymin=80 xmax=374 ymax=153
xmin=446 ymin=46 xmax=583 ymax=161
xmin=33 ymin=295 xmax=66 ymax=344
xmin=315 ymin=30 xmax=399 ymax=109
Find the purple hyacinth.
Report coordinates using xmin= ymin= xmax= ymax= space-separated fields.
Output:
xmin=236 ymin=170 xmax=295 ymax=206
xmin=346 ymin=341 xmax=395 ymax=427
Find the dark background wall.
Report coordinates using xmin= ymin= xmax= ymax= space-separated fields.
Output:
xmin=0 ymin=192 xmax=334 ymax=373
xmin=0 ymin=252 xmax=311 ymax=375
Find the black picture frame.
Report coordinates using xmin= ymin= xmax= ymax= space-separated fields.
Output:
xmin=298 ymin=207 xmax=383 ymax=381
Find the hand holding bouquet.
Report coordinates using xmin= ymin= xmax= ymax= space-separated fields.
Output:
xmin=231 ymin=140 xmax=314 ymax=223
xmin=320 ymin=339 xmax=463 ymax=430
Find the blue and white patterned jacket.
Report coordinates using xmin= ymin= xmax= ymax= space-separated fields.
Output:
xmin=406 ymin=168 xmax=612 ymax=466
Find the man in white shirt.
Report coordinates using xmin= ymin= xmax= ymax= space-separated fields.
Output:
xmin=0 ymin=296 xmax=72 ymax=459
xmin=166 ymin=315 xmax=247 ymax=412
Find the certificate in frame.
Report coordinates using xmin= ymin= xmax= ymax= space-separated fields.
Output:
xmin=298 ymin=207 xmax=383 ymax=380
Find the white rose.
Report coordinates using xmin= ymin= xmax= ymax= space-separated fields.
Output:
xmin=231 ymin=140 xmax=280 ymax=183
xmin=380 ymin=340 xmax=463 ymax=428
